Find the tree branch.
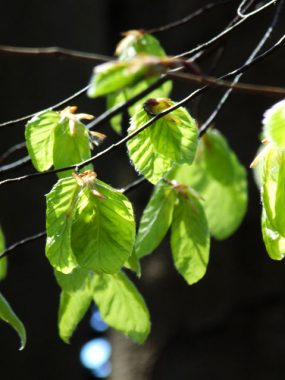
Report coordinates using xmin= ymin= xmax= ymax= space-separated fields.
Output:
xmin=0 ymin=45 xmax=111 ymax=62
xmin=0 ymin=84 xmax=90 ymax=129
xmin=146 ymin=0 xmax=235 ymax=34
xmin=199 ymin=0 xmax=283 ymax=134
xmin=0 ymin=31 xmax=284 ymax=187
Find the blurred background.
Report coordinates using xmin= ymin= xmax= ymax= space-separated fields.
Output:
xmin=0 ymin=0 xmax=285 ymax=379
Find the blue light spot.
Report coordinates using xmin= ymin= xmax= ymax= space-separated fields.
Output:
xmin=92 ymin=362 xmax=112 ymax=378
xmin=90 ymin=310 xmax=108 ymax=332
xmin=80 ymin=338 xmax=112 ymax=370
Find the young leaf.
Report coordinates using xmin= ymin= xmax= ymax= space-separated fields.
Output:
xmin=57 ymin=269 xmax=95 ymax=343
xmin=0 ymin=292 xmax=26 ymax=350
xmin=171 ymin=130 xmax=248 ymax=240
xmin=263 ymin=99 xmax=285 ymax=148
xmin=262 ymin=146 xmax=285 ymax=236
xmin=71 ymin=180 xmax=135 ymax=274
xmin=135 ymin=180 xmax=176 ymax=258
xmin=171 ymin=191 xmax=210 ymax=285
xmin=46 ymin=177 xmax=80 ymax=274
xmin=127 ymin=98 xmax=198 ymax=184
xmin=106 ymin=31 xmax=172 ymax=134
xmin=25 ymin=110 xmax=59 ymax=171
xmin=116 ymin=31 xmax=167 ymax=60
xmin=0 ymin=227 xmax=7 ymax=281
xmin=88 ymin=56 xmax=165 ymax=98
xmin=53 ymin=118 xmax=92 ymax=178
xmin=93 ymin=272 xmax=150 ymax=344
xmin=262 ymin=210 xmax=285 ymax=261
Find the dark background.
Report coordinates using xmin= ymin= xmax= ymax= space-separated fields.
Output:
xmin=0 ymin=1 xmax=285 ymax=379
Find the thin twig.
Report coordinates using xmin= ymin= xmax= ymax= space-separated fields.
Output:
xmin=199 ymin=0 xmax=283 ymax=134
xmin=146 ymin=0 xmax=235 ymax=34
xmin=0 ymin=32 xmax=284 ymax=187
xmin=169 ymin=72 xmax=285 ymax=97
xmin=0 ymin=45 xmax=111 ymax=62
xmin=0 ymin=231 xmax=46 ymax=260
xmin=237 ymin=0 xmax=277 ymax=18
xmin=120 ymin=176 xmax=147 ymax=194
xmin=0 ymin=84 xmax=90 ymax=129
xmin=0 ymin=142 xmax=26 ymax=164
xmin=177 ymin=0 xmax=279 ymax=59
xmin=0 ymin=156 xmax=31 ymax=174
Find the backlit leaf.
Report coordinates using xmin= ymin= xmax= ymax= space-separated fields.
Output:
xmin=135 ymin=179 xmax=176 ymax=258
xmin=171 ymin=191 xmax=210 ymax=285
xmin=262 ymin=146 xmax=285 ymax=236
xmin=171 ymin=130 xmax=247 ymax=240
xmin=0 ymin=292 xmax=26 ymax=350
xmin=127 ymin=98 xmax=198 ymax=184
xmin=263 ymin=99 xmax=285 ymax=148
xmin=93 ymin=272 xmax=150 ymax=343
xmin=58 ymin=269 xmax=95 ymax=343
xmin=46 ymin=177 xmax=80 ymax=274
xmin=71 ymin=180 xmax=135 ymax=274
xmin=25 ymin=110 xmax=59 ymax=171
xmin=262 ymin=209 xmax=285 ymax=261
xmin=53 ymin=118 xmax=92 ymax=178
xmin=0 ymin=227 xmax=7 ymax=281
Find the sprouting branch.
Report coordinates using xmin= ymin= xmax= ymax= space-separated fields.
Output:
xmin=0 ymin=31 xmax=284 ymax=187
xmin=0 ymin=45 xmax=111 ymax=62
xmin=146 ymin=0 xmax=235 ymax=34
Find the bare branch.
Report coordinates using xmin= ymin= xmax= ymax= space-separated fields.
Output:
xmin=0 ymin=142 xmax=26 ymax=164
xmin=237 ymin=0 xmax=277 ymax=18
xmin=0 ymin=45 xmax=111 ymax=62
xmin=177 ymin=0 xmax=279 ymax=59
xmin=169 ymin=72 xmax=285 ymax=97
xmin=0 ymin=84 xmax=90 ymax=129
xmin=146 ymin=0 xmax=235 ymax=34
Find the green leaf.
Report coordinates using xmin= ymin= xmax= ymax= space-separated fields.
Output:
xmin=55 ymin=267 xmax=91 ymax=292
xmin=88 ymin=58 xmax=154 ymax=98
xmin=25 ymin=110 xmax=59 ymax=171
xmin=0 ymin=292 xmax=26 ymax=350
xmin=53 ymin=118 xmax=92 ymax=178
xmin=171 ymin=191 xmax=210 ymax=285
xmin=105 ymin=31 xmax=172 ymax=134
xmin=71 ymin=180 xmax=135 ymax=274
xmin=127 ymin=99 xmax=198 ymax=184
xmin=263 ymin=99 xmax=285 ymax=148
xmin=262 ymin=209 xmax=285 ymax=261
xmin=124 ymin=250 xmax=141 ymax=276
xmin=170 ymin=130 xmax=248 ymax=240
xmin=116 ymin=31 xmax=166 ymax=60
xmin=58 ymin=269 xmax=94 ymax=343
xmin=93 ymin=272 xmax=150 ymax=343
xmin=262 ymin=146 xmax=285 ymax=236
xmin=0 ymin=227 xmax=7 ymax=281
xmin=46 ymin=177 xmax=80 ymax=274
xmin=135 ymin=180 xmax=176 ymax=258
